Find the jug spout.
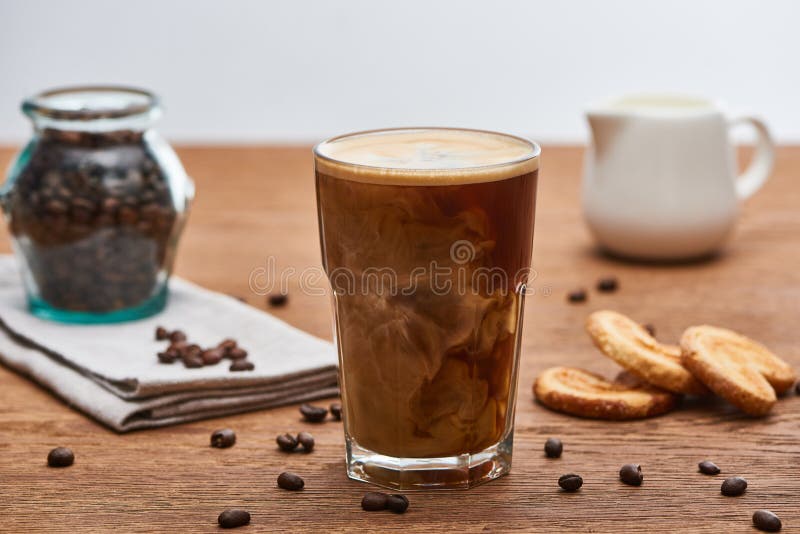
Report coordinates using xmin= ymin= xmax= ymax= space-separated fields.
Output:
xmin=586 ymin=110 xmax=625 ymax=158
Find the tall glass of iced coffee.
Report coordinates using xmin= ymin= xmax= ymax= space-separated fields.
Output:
xmin=314 ymin=128 xmax=539 ymax=489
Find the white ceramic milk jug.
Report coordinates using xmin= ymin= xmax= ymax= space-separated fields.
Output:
xmin=583 ymin=94 xmax=775 ymax=260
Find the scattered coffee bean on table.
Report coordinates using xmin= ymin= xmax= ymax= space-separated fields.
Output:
xmin=155 ymin=326 xmax=169 ymax=340
xmin=268 ymin=293 xmax=289 ymax=307
xmin=169 ymin=340 xmax=188 ymax=353
xmin=558 ymin=473 xmax=583 ymax=492
xmin=297 ymin=431 xmax=315 ymax=452
xmin=277 ymin=472 xmax=304 ymax=491
xmin=157 ymin=350 xmax=179 ymax=364
xmin=219 ymin=339 xmax=237 ymax=351
xmin=218 ymin=509 xmax=251 ymax=529
xmin=47 ymin=447 xmax=74 ymax=468
xmin=228 ymin=347 xmax=248 ymax=360
xmin=211 ymin=429 xmax=236 ymax=448
xmin=201 ymin=347 xmax=224 ymax=365
xmin=752 ymin=510 xmax=782 ymax=532
xmin=567 ymin=289 xmax=587 ymax=304
xmin=184 ymin=354 xmax=204 ymax=368
xmin=619 ymin=463 xmax=643 ymax=486
xmin=596 ymin=276 xmax=619 ymax=292
xmin=721 ymin=476 xmax=747 ymax=496
xmin=170 ymin=330 xmax=187 ymax=343
xmin=361 ymin=492 xmax=388 ymax=511
xmin=544 ymin=437 xmax=563 ymax=458
xmin=276 ymin=433 xmax=299 ymax=452
xmin=386 ymin=494 xmax=409 ymax=514
xmin=300 ymin=403 xmax=328 ymax=422
xmin=329 ymin=402 xmax=342 ymax=421
xmin=698 ymin=460 xmax=721 ymax=475
xmin=230 ymin=360 xmax=255 ymax=372
xmin=643 ymin=323 xmax=657 ymax=337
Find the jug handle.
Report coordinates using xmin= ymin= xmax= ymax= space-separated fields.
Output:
xmin=728 ymin=116 xmax=775 ymax=200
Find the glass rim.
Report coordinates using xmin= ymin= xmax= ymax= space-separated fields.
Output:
xmin=313 ymin=127 xmax=541 ymax=175
xmin=22 ymin=85 xmax=160 ymax=122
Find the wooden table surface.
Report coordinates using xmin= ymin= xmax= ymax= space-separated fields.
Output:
xmin=0 ymin=145 xmax=798 ymax=533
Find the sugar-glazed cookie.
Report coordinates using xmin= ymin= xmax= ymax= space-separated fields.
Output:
xmin=586 ymin=310 xmax=707 ymax=395
xmin=681 ymin=325 xmax=796 ymax=416
xmin=533 ymin=366 xmax=677 ymax=420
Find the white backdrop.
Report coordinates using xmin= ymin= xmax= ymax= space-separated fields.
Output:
xmin=0 ymin=0 xmax=798 ymax=144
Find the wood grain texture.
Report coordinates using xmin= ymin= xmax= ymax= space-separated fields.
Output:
xmin=0 ymin=145 xmax=798 ymax=533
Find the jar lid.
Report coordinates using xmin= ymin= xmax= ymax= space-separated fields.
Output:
xmin=22 ymin=85 xmax=161 ymax=129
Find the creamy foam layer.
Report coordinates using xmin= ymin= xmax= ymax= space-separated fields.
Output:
xmin=314 ymin=128 xmax=539 ymax=185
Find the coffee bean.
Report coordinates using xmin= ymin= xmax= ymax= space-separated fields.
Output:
xmin=45 ymin=199 xmax=68 ymax=215
xmin=218 ymin=509 xmax=251 ymax=529
xmin=140 ymin=202 xmax=161 ymax=221
xmin=277 ymin=471 xmax=304 ymax=491
xmin=643 ymin=323 xmax=657 ymax=337
xmin=329 ymin=402 xmax=342 ymax=421
xmin=47 ymin=447 xmax=74 ymax=467
xmin=169 ymin=330 xmax=187 ymax=343
xmin=118 ymin=205 xmax=138 ymax=225
xmin=276 ymin=433 xmax=299 ymax=452
xmin=201 ymin=348 xmax=224 ymax=365
xmin=170 ymin=340 xmax=189 ymax=354
xmin=698 ymin=460 xmax=720 ymax=475
xmin=721 ymin=476 xmax=747 ymax=496
xmin=297 ymin=431 xmax=315 ymax=452
xmin=300 ymin=403 xmax=328 ymax=422
xmin=156 ymin=333 xmax=251 ymax=373
xmin=229 ymin=360 xmax=255 ymax=372
xmin=596 ymin=276 xmax=619 ymax=292
xmin=157 ymin=350 xmax=179 ymax=364
xmin=219 ymin=339 xmax=237 ymax=351
xmin=211 ymin=428 xmax=236 ymax=448
xmin=361 ymin=492 xmax=388 ymax=511
xmin=619 ymin=463 xmax=643 ymax=486
xmin=753 ymin=510 xmax=782 ymax=532
xmin=567 ymin=289 xmax=587 ymax=303
xmin=544 ymin=437 xmax=563 ymax=458
xmin=268 ymin=293 xmax=288 ymax=307
xmin=228 ymin=347 xmax=248 ymax=360
xmin=184 ymin=354 xmax=204 ymax=368
xmin=795 ymin=380 xmax=800 ymax=395
xmin=101 ymin=197 xmax=120 ymax=213
xmin=558 ymin=473 xmax=583 ymax=492
xmin=386 ymin=494 xmax=409 ymax=514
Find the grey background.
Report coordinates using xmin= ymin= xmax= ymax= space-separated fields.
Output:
xmin=0 ymin=0 xmax=797 ymax=143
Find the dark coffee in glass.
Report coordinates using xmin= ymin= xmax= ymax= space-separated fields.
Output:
xmin=315 ymin=128 xmax=539 ymax=489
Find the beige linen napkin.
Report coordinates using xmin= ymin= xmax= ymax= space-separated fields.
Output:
xmin=0 ymin=255 xmax=339 ymax=431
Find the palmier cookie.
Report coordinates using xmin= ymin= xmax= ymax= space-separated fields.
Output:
xmin=681 ymin=325 xmax=796 ymax=416
xmin=586 ymin=310 xmax=707 ymax=395
xmin=533 ymin=366 xmax=677 ymax=420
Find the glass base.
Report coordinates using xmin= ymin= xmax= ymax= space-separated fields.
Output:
xmin=28 ymin=286 xmax=168 ymax=324
xmin=346 ymin=432 xmax=513 ymax=490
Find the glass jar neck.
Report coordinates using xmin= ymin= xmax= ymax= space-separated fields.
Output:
xmin=23 ymin=85 xmax=161 ymax=136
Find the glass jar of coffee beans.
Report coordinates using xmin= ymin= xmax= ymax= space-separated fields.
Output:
xmin=1 ymin=86 xmax=193 ymax=323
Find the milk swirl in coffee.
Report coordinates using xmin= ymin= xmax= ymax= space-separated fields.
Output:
xmin=315 ymin=128 xmax=538 ymax=464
